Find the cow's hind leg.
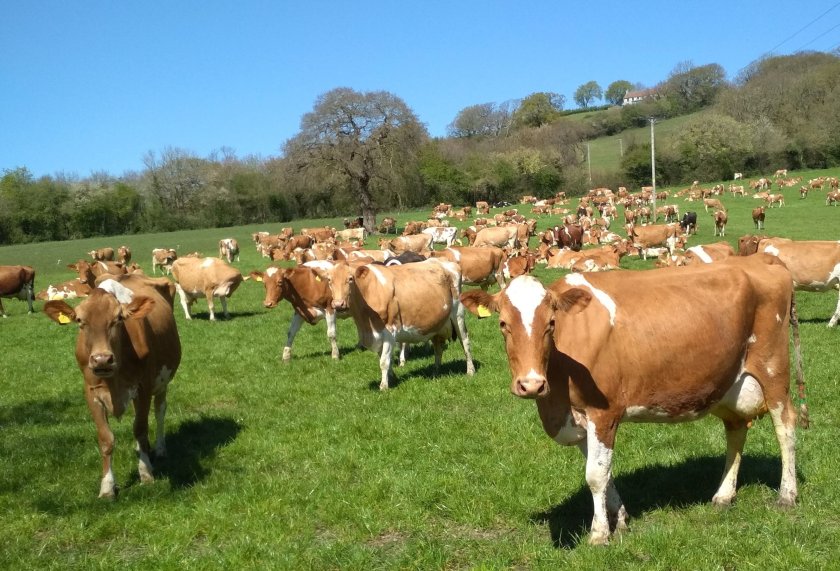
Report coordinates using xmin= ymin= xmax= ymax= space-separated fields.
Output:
xmin=828 ymin=291 xmax=840 ymax=328
xmin=283 ymin=313 xmax=305 ymax=361
xmin=204 ymin=288 xmax=217 ymax=320
xmin=451 ymin=304 xmax=475 ymax=375
xmin=769 ymin=399 xmax=798 ymax=507
xmin=379 ymin=338 xmax=394 ymax=390
xmin=712 ymin=419 xmax=748 ymax=507
xmin=153 ymin=390 xmax=168 ymax=457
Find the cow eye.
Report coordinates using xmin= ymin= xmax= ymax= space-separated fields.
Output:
xmin=548 ymin=318 xmax=555 ymax=333
xmin=498 ymin=320 xmax=507 ymax=332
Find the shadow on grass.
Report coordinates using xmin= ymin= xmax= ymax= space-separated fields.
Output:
xmin=0 ymin=395 xmax=78 ymax=425
xmin=146 ymin=415 xmax=242 ymax=490
xmin=366 ymin=358 xmax=481 ymax=391
xmin=185 ymin=310 xmax=262 ymax=321
xmin=530 ymin=454 xmax=803 ymax=549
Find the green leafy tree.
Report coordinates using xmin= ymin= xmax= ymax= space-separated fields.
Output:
xmin=284 ymin=87 xmax=428 ymax=231
xmin=512 ymin=92 xmax=564 ymax=128
xmin=574 ymin=81 xmax=603 ymax=108
xmin=604 ymin=80 xmax=634 ymax=105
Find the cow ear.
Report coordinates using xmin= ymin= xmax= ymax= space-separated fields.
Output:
xmin=123 ymin=296 xmax=155 ymax=320
xmin=554 ymin=288 xmax=591 ymax=315
xmin=460 ymin=290 xmax=498 ymax=318
xmin=66 ymin=263 xmax=78 ymax=271
xmin=247 ymin=270 xmax=264 ymax=282
xmin=44 ymin=300 xmax=77 ymax=325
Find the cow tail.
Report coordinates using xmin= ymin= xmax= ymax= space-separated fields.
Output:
xmin=790 ymin=292 xmax=809 ymax=429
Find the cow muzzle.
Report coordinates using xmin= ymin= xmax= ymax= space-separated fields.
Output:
xmin=331 ymin=299 xmax=348 ymax=311
xmin=89 ymin=353 xmax=116 ymax=377
xmin=512 ymin=375 xmax=548 ymax=399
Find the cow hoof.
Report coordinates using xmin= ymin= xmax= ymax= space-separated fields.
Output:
xmin=587 ymin=530 xmax=610 ymax=546
xmin=712 ymin=496 xmax=734 ymax=509
xmin=282 ymin=348 xmax=292 ymax=362
xmin=379 ymin=382 xmax=390 ymax=391
xmin=777 ymin=495 xmax=797 ymax=509
xmin=98 ymin=490 xmax=116 ymax=500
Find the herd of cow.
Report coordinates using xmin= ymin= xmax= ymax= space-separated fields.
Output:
xmin=1 ymin=173 xmax=839 ymax=545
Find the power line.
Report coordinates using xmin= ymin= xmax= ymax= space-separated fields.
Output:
xmin=764 ymin=1 xmax=840 ymax=54
xmin=795 ymin=20 xmax=840 ymax=50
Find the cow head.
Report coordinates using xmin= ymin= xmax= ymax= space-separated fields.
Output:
xmin=249 ymin=267 xmax=289 ymax=309
xmin=44 ymin=281 xmax=155 ymax=378
xmin=461 ymin=276 xmax=591 ymax=399
xmin=738 ymin=235 xmax=763 ymax=256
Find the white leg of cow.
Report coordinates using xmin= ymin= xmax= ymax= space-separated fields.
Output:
xmin=175 ymin=284 xmax=192 ymax=320
xmin=398 ymin=343 xmax=408 ymax=366
xmin=325 ymin=311 xmax=340 ymax=359
xmin=453 ymin=303 xmax=475 ymax=376
xmin=88 ymin=398 xmax=117 ymax=498
xmin=769 ymin=402 xmax=798 ymax=507
xmin=133 ymin=396 xmax=155 ymax=484
xmin=205 ymin=289 xmax=217 ymax=321
xmin=283 ymin=313 xmax=304 ymax=362
xmin=220 ymin=295 xmax=229 ymax=319
xmin=712 ymin=420 xmax=748 ymax=507
xmin=577 ymin=440 xmax=627 ymax=534
xmin=828 ymin=292 xmax=840 ymax=328
xmin=379 ymin=337 xmax=394 ymax=390
xmin=584 ymin=426 xmax=615 ymax=545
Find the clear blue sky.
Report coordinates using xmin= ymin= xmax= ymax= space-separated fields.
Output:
xmin=2 ymin=1 xmax=839 ymax=178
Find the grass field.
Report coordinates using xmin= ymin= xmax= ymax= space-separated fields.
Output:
xmin=1 ymin=168 xmax=839 ymax=569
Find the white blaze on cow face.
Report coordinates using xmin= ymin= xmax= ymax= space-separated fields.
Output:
xmin=763 ymin=245 xmax=781 ymax=257
xmin=564 ymin=273 xmax=617 ymax=326
xmin=504 ymin=276 xmax=546 ymax=336
xmin=265 ymin=267 xmax=279 ymax=278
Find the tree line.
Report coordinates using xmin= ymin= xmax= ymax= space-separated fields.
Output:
xmin=2 ymin=51 xmax=838 ymax=244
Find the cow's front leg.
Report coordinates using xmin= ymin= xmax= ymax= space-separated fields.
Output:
xmin=584 ymin=422 xmax=618 ymax=545
xmin=153 ymin=390 xmax=168 ymax=458
xmin=175 ymin=284 xmax=192 ymax=320
xmin=325 ymin=311 xmax=339 ymax=359
xmin=712 ymin=419 xmax=748 ymax=507
xmin=132 ymin=392 xmax=154 ymax=484
xmin=828 ymin=292 xmax=840 ymax=328
xmin=578 ymin=439 xmax=627 ymax=535
xmin=87 ymin=395 xmax=116 ymax=498
xmin=283 ymin=313 xmax=305 ymax=361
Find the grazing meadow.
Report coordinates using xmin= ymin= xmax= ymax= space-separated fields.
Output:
xmin=1 ymin=167 xmax=839 ymax=569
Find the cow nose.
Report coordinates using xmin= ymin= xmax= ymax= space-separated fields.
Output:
xmin=332 ymin=300 xmax=347 ymax=311
xmin=513 ymin=376 xmax=548 ymax=398
xmin=89 ymin=353 xmax=115 ymax=369
xmin=263 ymin=300 xmax=276 ymax=309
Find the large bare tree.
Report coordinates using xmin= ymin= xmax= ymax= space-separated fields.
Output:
xmin=284 ymin=88 xmax=427 ymax=231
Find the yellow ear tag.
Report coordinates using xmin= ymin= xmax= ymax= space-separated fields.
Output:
xmin=255 ymin=276 xmax=263 ymax=282
xmin=315 ymin=275 xmax=321 ymax=282
xmin=58 ymin=312 xmax=72 ymax=324
xmin=477 ymin=305 xmax=492 ymax=318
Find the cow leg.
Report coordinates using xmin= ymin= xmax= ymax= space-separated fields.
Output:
xmin=768 ymin=400 xmax=798 ymax=507
xmin=712 ymin=420 xmax=748 ymax=507
xmin=153 ymin=390 xmax=168 ymax=457
xmin=398 ymin=343 xmax=408 ymax=366
xmin=379 ymin=338 xmax=394 ymax=390
xmin=175 ymin=284 xmax=192 ymax=320
xmin=283 ymin=313 xmax=305 ymax=361
xmin=86 ymin=396 xmax=116 ymax=498
xmin=325 ymin=311 xmax=340 ymax=359
xmin=0 ymin=298 xmax=5 ymax=318
xmin=828 ymin=292 xmax=840 ymax=328
xmin=432 ymin=337 xmax=445 ymax=373
xmin=452 ymin=304 xmax=475 ymax=376
xmin=26 ymin=282 xmax=34 ymax=313
xmin=132 ymin=393 xmax=154 ymax=484
xmin=583 ymin=423 xmax=618 ymax=545
xmin=577 ymin=440 xmax=627 ymax=534
xmin=219 ymin=295 xmax=230 ymax=319
xmin=205 ymin=288 xmax=217 ymax=320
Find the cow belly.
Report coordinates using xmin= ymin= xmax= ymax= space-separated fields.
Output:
xmin=622 ymin=406 xmax=709 ymax=423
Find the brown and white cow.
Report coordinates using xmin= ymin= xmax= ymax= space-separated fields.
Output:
xmin=739 ymin=235 xmax=840 ymax=327
xmin=89 ymin=247 xmax=115 ymax=261
xmin=472 ymin=226 xmax=518 ymax=249
xmin=628 ymin=223 xmax=685 ymax=259
xmin=170 ymin=257 xmax=243 ymax=321
xmin=117 ymin=245 xmax=132 ymax=265
xmin=43 ymin=274 xmax=181 ymax=498
xmin=752 ymin=207 xmax=766 ymax=230
xmin=152 ymin=248 xmax=178 ymax=275
xmin=316 ymin=259 xmax=475 ymax=390
xmin=218 ymin=238 xmax=240 ymax=263
xmin=431 ymin=246 xmax=506 ymax=290
xmin=36 ymin=278 xmax=92 ymax=301
xmin=69 ymin=259 xmax=126 ymax=285
xmin=461 ymin=256 xmax=803 ymax=545
xmin=713 ymin=210 xmax=728 ymax=237
xmin=422 ymin=226 xmax=459 ymax=248
xmin=0 ymin=265 xmax=35 ymax=317
xmin=249 ymin=261 xmax=347 ymax=361
xmin=380 ymin=234 xmax=434 ymax=255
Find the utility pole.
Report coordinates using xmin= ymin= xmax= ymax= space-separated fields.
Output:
xmin=587 ymin=143 xmax=592 ymax=185
xmin=650 ymin=117 xmax=657 ymax=220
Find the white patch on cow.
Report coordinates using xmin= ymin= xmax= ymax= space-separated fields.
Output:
xmin=99 ymin=469 xmax=116 ymax=498
xmin=623 ymin=406 xmax=706 ymax=422
xmin=446 ymin=247 xmax=461 ymax=262
xmin=748 ymin=334 xmax=757 ymax=344
xmin=98 ymin=279 xmax=134 ymax=304
xmin=687 ymin=245 xmax=713 ymax=264
xmin=121 ymin=385 xmax=138 ymax=412
xmin=776 ymin=314 xmax=782 ymax=323
xmin=564 ymin=273 xmax=617 ymax=326
xmin=367 ymin=265 xmax=387 ymax=286
xmin=504 ymin=276 xmax=546 ymax=336
xmin=303 ymin=260 xmax=334 ymax=271
xmin=717 ymin=374 xmax=766 ymax=418
xmin=265 ymin=267 xmax=279 ymax=277
xmin=767 ymin=366 xmax=775 ymax=377
xmin=201 ymin=257 xmax=215 ymax=268
xmin=763 ymin=245 xmax=780 ymax=257
xmin=154 ymin=365 xmax=173 ymax=392
xmin=553 ymin=412 xmax=586 ymax=445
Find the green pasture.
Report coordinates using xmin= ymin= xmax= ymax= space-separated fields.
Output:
xmin=1 ymin=167 xmax=839 ymax=569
